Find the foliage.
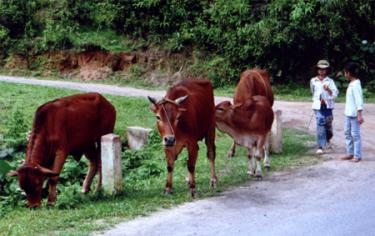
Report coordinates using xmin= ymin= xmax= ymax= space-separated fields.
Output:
xmin=1 ymin=106 xmax=29 ymax=152
xmin=0 ymin=1 xmax=373 ymax=87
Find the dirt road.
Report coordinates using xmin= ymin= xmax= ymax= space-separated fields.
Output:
xmin=1 ymin=75 xmax=374 ymax=236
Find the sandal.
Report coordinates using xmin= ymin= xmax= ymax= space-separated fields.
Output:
xmin=341 ymin=155 xmax=354 ymax=160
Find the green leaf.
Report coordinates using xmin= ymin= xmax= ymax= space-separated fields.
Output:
xmin=0 ymin=160 xmax=12 ymax=177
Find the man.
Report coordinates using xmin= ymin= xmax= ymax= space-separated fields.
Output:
xmin=341 ymin=61 xmax=364 ymax=163
xmin=310 ymin=59 xmax=339 ymax=155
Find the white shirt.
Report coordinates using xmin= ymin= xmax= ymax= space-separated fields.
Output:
xmin=345 ymin=79 xmax=364 ymax=117
xmin=310 ymin=76 xmax=339 ymax=110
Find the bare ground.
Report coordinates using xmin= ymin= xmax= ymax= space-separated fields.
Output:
xmin=1 ymin=75 xmax=374 ymax=236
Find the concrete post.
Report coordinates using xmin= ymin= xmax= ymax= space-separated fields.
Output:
xmin=101 ymin=134 xmax=123 ymax=195
xmin=270 ymin=110 xmax=283 ymax=154
xmin=126 ymin=126 xmax=152 ymax=150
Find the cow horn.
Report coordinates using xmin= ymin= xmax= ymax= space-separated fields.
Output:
xmin=175 ymin=95 xmax=188 ymax=105
xmin=148 ymin=96 xmax=158 ymax=105
xmin=37 ymin=165 xmax=59 ymax=177
xmin=7 ymin=170 xmax=18 ymax=177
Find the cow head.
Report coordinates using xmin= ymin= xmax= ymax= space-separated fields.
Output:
xmin=148 ymin=96 xmax=188 ymax=147
xmin=215 ymin=99 xmax=256 ymax=122
xmin=7 ymin=164 xmax=58 ymax=208
xmin=215 ymin=101 xmax=242 ymax=122
xmin=215 ymin=100 xmax=255 ymax=131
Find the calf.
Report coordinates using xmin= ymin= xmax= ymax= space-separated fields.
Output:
xmin=148 ymin=79 xmax=217 ymax=197
xmin=228 ymin=69 xmax=274 ymax=157
xmin=8 ymin=93 xmax=116 ymax=208
xmin=215 ymin=96 xmax=274 ymax=178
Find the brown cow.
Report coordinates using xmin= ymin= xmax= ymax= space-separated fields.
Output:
xmin=148 ymin=80 xmax=217 ymax=197
xmin=7 ymin=93 xmax=116 ymax=208
xmin=215 ymin=96 xmax=274 ymax=178
xmin=228 ymin=68 xmax=274 ymax=158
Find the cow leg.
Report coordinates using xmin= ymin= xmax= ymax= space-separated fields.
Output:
xmin=82 ymin=148 xmax=99 ymax=194
xmin=187 ymin=143 xmax=199 ymax=197
xmin=247 ymin=148 xmax=256 ymax=176
xmin=48 ymin=150 xmax=67 ymax=206
xmin=205 ymin=128 xmax=217 ymax=188
xmin=227 ymin=142 xmax=236 ymax=158
xmin=263 ymin=132 xmax=271 ymax=171
xmin=94 ymin=157 xmax=102 ymax=193
xmin=255 ymin=140 xmax=266 ymax=180
xmin=165 ymin=155 xmax=175 ymax=195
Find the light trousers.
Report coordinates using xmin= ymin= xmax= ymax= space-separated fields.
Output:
xmin=344 ymin=116 xmax=362 ymax=159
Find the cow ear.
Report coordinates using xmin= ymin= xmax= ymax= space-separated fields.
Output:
xmin=7 ymin=170 xmax=18 ymax=177
xmin=175 ymin=95 xmax=188 ymax=105
xmin=147 ymin=96 xmax=157 ymax=105
xmin=148 ymin=96 xmax=158 ymax=112
xmin=37 ymin=166 xmax=59 ymax=178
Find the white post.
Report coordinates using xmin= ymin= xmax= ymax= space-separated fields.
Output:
xmin=126 ymin=126 xmax=152 ymax=150
xmin=101 ymin=134 xmax=123 ymax=195
xmin=270 ymin=110 xmax=283 ymax=154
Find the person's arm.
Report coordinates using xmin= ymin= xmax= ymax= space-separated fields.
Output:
xmin=324 ymin=80 xmax=338 ymax=98
xmin=310 ymin=79 xmax=314 ymax=95
xmin=357 ymin=110 xmax=364 ymax=124
xmin=353 ymin=81 xmax=364 ymax=124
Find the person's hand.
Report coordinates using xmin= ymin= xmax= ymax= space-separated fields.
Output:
xmin=323 ymin=84 xmax=332 ymax=95
xmin=358 ymin=115 xmax=364 ymax=125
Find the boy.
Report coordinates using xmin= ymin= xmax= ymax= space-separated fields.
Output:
xmin=341 ymin=61 xmax=364 ymax=162
xmin=310 ymin=59 xmax=339 ymax=154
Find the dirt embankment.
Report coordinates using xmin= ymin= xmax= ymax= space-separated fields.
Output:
xmin=3 ymin=48 xmax=193 ymax=86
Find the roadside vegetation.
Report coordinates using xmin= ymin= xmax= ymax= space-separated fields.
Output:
xmin=0 ymin=82 xmax=316 ymax=235
xmin=0 ymin=1 xmax=374 ymax=91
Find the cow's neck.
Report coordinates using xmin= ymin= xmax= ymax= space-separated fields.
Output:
xmin=216 ymin=121 xmax=237 ymax=139
xmin=26 ymin=133 xmax=49 ymax=166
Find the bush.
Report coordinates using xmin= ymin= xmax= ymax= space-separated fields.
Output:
xmin=0 ymin=0 xmax=374 ymax=85
xmin=3 ymin=107 xmax=29 ymax=150
xmin=123 ymin=129 xmax=163 ymax=183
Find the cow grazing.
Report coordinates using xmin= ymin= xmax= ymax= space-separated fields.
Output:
xmin=215 ymin=96 xmax=274 ymax=178
xmin=228 ymin=69 xmax=274 ymax=158
xmin=7 ymin=93 xmax=116 ymax=208
xmin=148 ymin=80 xmax=217 ymax=197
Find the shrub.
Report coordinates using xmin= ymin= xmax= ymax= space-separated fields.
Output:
xmin=3 ymin=107 xmax=29 ymax=150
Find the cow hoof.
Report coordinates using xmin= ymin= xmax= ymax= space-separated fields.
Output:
xmin=47 ymin=202 xmax=55 ymax=208
xmin=227 ymin=152 xmax=235 ymax=158
xmin=81 ymin=189 xmax=90 ymax=194
xmin=255 ymin=175 xmax=263 ymax=181
xmin=210 ymin=179 xmax=217 ymax=188
xmin=164 ymin=189 xmax=173 ymax=195
xmin=247 ymin=171 xmax=255 ymax=177
xmin=190 ymin=189 xmax=196 ymax=198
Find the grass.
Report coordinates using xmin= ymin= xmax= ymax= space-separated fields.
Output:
xmin=0 ymin=81 xmax=317 ymax=235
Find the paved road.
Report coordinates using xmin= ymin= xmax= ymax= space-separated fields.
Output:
xmin=1 ymin=75 xmax=374 ymax=236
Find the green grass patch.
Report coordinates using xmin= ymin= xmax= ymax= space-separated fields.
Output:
xmin=0 ymin=81 xmax=317 ymax=235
